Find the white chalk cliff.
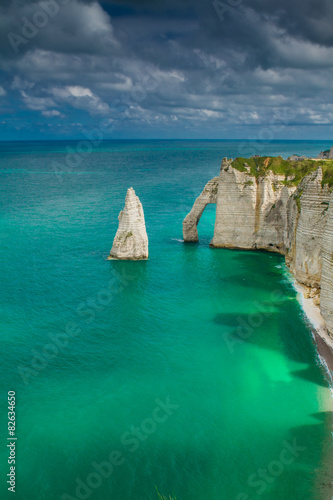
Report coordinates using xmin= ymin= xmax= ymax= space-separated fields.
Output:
xmin=182 ymin=176 xmax=219 ymax=242
xmin=183 ymin=157 xmax=333 ymax=339
xmin=211 ymin=158 xmax=295 ymax=252
xmin=109 ymin=188 xmax=148 ymax=260
xmin=321 ymin=194 xmax=333 ymax=335
xmin=285 ymin=168 xmax=331 ymax=288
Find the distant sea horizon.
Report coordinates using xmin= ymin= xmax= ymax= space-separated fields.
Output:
xmin=0 ymin=138 xmax=332 ymax=142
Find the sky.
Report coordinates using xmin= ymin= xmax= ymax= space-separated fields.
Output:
xmin=0 ymin=0 xmax=333 ymax=140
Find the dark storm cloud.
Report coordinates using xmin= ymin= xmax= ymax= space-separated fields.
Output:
xmin=0 ymin=0 xmax=120 ymax=59
xmin=0 ymin=0 xmax=333 ymax=139
xmin=102 ymin=0 xmax=333 ymax=46
xmin=247 ymin=0 xmax=333 ymax=46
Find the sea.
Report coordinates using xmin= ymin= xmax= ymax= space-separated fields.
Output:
xmin=0 ymin=140 xmax=332 ymax=500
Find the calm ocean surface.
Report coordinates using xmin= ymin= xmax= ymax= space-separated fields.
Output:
xmin=0 ymin=140 xmax=332 ymax=500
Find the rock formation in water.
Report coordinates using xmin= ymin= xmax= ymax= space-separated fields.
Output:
xmin=183 ymin=154 xmax=333 ymax=339
xmin=109 ymin=188 xmax=148 ymax=260
xmin=183 ymin=176 xmax=219 ymax=242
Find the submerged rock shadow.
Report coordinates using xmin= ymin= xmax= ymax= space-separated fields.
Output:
xmin=214 ymin=310 xmax=329 ymax=389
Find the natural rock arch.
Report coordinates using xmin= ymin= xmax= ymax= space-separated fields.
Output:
xmin=182 ymin=177 xmax=219 ymax=242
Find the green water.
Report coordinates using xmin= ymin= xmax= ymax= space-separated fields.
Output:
xmin=0 ymin=140 xmax=332 ymax=500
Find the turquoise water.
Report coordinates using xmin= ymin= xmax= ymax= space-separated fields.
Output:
xmin=0 ymin=140 xmax=332 ymax=500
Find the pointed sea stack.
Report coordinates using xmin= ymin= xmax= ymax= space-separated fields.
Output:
xmin=108 ymin=188 xmax=148 ymax=260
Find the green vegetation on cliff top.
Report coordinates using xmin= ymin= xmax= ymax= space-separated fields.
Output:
xmin=231 ymin=156 xmax=333 ymax=188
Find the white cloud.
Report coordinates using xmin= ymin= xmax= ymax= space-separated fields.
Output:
xmin=272 ymin=35 xmax=333 ymax=69
xmin=20 ymin=91 xmax=57 ymax=111
xmin=158 ymin=69 xmax=185 ymax=83
xmin=0 ymin=0 xmax=119 ymax=59
xmin=99 ymin=74 xmax=133 ymax=92
xmin=66 ymin=86 xmax=94 ymax=98
xmin=42 ymin=110 xmax=63 ymax=118
xmin=194 ymin=49 xmax=226 ymax=70
xmin=0 ymin=86 xmax=6 ymax=96
xmin=11 ymin=76 xmax=34 ymax=91
xmin=49 ymin=86 xmax=110 ymax=115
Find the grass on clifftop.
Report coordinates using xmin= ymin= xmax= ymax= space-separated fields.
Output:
xmin=322 ymin=165 xmax=333 ymax=188
xmin=231 ymin=156 xmax=333 ymax=188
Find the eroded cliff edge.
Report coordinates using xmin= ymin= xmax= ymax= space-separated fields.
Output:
xmin=183 ymin=155 xmax=333 ymax=339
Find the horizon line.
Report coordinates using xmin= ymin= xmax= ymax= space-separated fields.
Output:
xmin=0 ymin=138 xmax=332 ymax=143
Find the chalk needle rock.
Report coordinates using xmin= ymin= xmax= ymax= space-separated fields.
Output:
xmin=108 ymin=188 xmax=148 ymax=260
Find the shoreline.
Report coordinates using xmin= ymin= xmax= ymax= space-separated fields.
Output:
xmin=292 ymin=281 xmax=333 ymax=500
xmin=293 ymin=280 xmax=333 ymax=384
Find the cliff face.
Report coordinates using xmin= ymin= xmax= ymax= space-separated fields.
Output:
xmin=321 ymin=194 xmax=333 ymax=335
xmin=211 ymin=158 xmax=295 ymax=252
xmin=183 ymin=157 xmax=333 ymax=339
xmin=317 ymin=146 xmax=333 ymax=159
xmin=286 ymin=168 xmax=331 ymax=287
xmin=109 ymin=188 xmax=148 ymax=260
